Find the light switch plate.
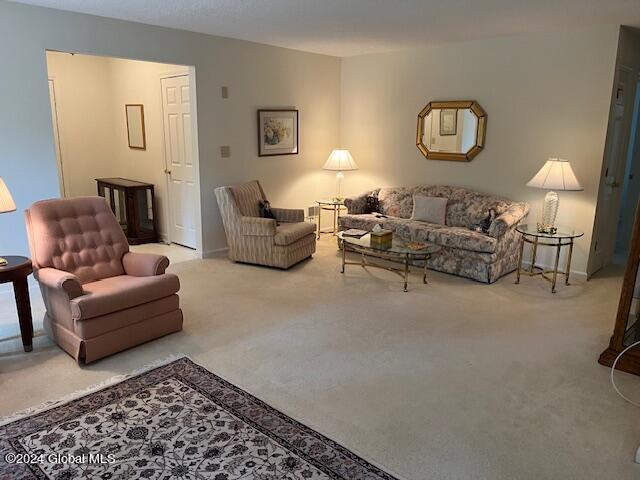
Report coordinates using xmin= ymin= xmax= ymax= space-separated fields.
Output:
xmin=220 ymin=145 xmax=231 ymax=157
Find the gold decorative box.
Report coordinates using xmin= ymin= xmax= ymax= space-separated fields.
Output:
xmin=370 ymin=229 xmax=393 ymax=249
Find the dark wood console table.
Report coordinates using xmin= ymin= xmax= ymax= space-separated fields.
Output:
xmin=96 ymin=177 xmax=158 ymax=245
xmin=0 ymin=256 xmax=33 ymax=352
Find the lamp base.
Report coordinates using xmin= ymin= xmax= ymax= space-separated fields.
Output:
xmin=538 ymin=190 xmax=559 ymax=234
xmin=0 ymin=257 xmax=7 ymax=266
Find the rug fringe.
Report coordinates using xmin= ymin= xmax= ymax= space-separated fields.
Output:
xmin=0 ymin=353 xmax=190 ymax=426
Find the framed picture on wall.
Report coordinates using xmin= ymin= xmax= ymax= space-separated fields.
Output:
xmin=439 ymin=109 xmax=457 ymax=136
xmin=125 ymin=104 xmax=146 ymax=150
xmin=258 ymin=109 xmax=299 ymax=156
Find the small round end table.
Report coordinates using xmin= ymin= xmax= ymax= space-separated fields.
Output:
xmin=316 ymin=199 xmax=346 ymax=239
xmin=515 ymin=225 xmax=584 ymax=293
xmin=0 ymin=256 xmax=34 ymax=351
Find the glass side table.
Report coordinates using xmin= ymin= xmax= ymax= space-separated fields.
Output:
xmin=515 ymin=224 xmax=584 ymax=293
xmin=316 ymin=199 xmax=346 ymax=239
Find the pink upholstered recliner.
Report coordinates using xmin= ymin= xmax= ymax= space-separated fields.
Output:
xmin=25 ymin=196 xmax=183 ymax=363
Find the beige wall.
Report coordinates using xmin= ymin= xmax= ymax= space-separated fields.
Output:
xmin=340 ymin=27 xmax=619 ymax=273
xmin=46 ymin=52 xmax=115 ymax=198
xmin=0 ymin=1 xmax=341 ymax=257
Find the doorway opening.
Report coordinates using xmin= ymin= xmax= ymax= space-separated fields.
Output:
xmin=45 ymin=51 xmax=202 ymax=254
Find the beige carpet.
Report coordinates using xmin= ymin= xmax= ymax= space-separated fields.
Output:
xmin=0 ymin=238 xmax=639 ymax=479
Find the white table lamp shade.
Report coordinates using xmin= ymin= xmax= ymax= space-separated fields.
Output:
xmin=323 ymin=149 xmax=358 ymax=171
xmin=0 ymin=178 xmax=16 ymax=213
xmin=526 ymin=158 xmax=582 ymax=232
xmin=526 ymin=158 xmax=583 ymax=191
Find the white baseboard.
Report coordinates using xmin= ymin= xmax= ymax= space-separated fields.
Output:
xmin=202 ymin=247 xmax=228 ymax=259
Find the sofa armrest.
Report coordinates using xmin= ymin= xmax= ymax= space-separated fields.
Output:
xmin=241 ymin=216 xmax=277 ymax=236
xmin=271 ymin=207 xmax=304 ymax=223
xmin=488 ymin=202 xmax=530 ymax=238
xmin=122 ymin=252 xmax=170 ymax=277
xmin=35 ymin=268 xmax=84 ymax=299
xmin=344 ymin=191 xmax=375 ymax=214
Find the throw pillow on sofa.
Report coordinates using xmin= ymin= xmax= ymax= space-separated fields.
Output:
xmin=411 ymin=195 xmax=448 ymax=225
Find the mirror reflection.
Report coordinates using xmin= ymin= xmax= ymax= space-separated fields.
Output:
xmin=422 ymin=108 xmax=478 ymax=154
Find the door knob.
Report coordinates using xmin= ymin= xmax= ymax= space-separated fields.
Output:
xmin=164 ymin=169 xmax=172 ymax=175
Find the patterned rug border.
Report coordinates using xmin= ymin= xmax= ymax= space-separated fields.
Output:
xmin=1 ymin=356 xmax=408 ymax=480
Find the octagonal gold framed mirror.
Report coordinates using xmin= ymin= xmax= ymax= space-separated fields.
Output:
xmin=416 ymin=100 xmax=487 ymax=161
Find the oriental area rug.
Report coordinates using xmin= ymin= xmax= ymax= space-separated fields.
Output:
xmin=0 ymin=357 xmax=399 ymax=480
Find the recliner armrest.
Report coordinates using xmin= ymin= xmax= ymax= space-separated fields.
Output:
xmin=271 ymin=207 xmax=304 ymax=223
xmin=35 ymin=268 xmax=84 ymax=299
xmin=122 ymin=252 xmax=170 ymax=277
xmin=241 ymin=216 xmax=277 ymax=236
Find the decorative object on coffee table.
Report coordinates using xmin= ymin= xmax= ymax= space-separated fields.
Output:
xmin=322 ymin=148 xmax=358 ymax=201
xmin=96 ymin=177 xmax=158 ymax=245
xmin=526 ymin=158 xmax=583 ymax=234
xmin=257 ymin=109 xmax=299 ymax=156
xmin=599 ymin=199 xmax=640 ymax=375
xmin=316 ymin=199 xmax=346 ymax=239
xmin=0 ymin=177 xmax=17 ymax=266
xmin=338 ymin=231 xmax=440 ymax=292
xmin=0 ymin=357 xmax=399 ymax=480
xmin=0 ymin=256 xmax=33 ymax=352
xmin=515 ymin=224 xmax=583 ymax=293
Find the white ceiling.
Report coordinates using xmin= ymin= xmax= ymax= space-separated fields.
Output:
xmin=11 ymin=0 xmax=640 ymax=57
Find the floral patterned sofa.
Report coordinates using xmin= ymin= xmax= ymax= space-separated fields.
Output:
xmin=340 ymin=186 xmax=529 ymax=283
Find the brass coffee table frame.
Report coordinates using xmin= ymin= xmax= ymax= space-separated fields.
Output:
xmin=515 ymin=226 xmax=583 ymax=293
xmin=339 ymin=237 xmax=435 ymax=292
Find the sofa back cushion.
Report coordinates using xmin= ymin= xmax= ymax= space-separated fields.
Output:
xmin=378 ymin=186 xmax=514 ymax=227
xmin=26 ymin=196 xmax=128 ymax=284
xmin=230 ymin=180 xmax=266 ymax=217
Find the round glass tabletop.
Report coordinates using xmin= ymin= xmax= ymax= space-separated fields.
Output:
xmin=516 ymin=224 xmax=584 ymax=239
xmin=338 ymin=231 xmax=440 ymax=256
xmin=317 ymin=199 xmax=344 ymax=206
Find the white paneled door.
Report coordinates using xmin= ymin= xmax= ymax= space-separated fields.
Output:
xmin=161 ymin=75 xmax=197 ymax=249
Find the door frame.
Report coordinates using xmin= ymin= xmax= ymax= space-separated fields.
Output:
xmin=159 ymin=68 xmax=203 ymax=256
xmin=588 ymin=65 xmax=638 ymax=276
xmin=47 ymin=77 xmax=66 ymax=197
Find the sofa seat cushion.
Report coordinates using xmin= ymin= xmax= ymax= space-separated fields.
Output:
xmin=339 ymin=214 xmax=497 ymax=253
xmin=71 ymin=273 xmax=180 ymax=321
xmin=274 ymin=222 xmax=316 ymax=246
xmin=400 ymin=221 xmax=497 ymax=254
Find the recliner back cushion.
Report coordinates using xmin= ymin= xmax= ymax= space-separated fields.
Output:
xmin=230 ymin=181 xmax=265 ymax=217
xmin=378 ymin=186 xmax=513 ymax=227
xmin=27 ymin=197 xmax=129 ymax=284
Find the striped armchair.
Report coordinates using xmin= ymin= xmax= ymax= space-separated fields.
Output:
xmin=214 ymin=181 xmax=316 ymax=269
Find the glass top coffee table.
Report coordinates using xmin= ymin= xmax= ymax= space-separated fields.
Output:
xmin=338 ymin=231 xmax=441 ymax=292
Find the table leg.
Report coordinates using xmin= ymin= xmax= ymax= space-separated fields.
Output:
xmin=403 ymin=254 xmax=409 ymax=292
xmin=423 ymin=258 xmax=428 ymax=284
xmin=565 ymin=239 xmax=574 ymax=286
xmin=333 ymin=207 xmax=337 ymax=235
xmin=530 ymin=236 xmax=539 ymax=273
xmin=341 ymin=239 xmax=346 ymax=274
xmin=515 ymin=234 xmax=525 ymax=284
xmin=551 ymin=239 xmax=562 ymax=293
xmin=13 ymin=277 xmax=33 ymax=352
xmin=317 ymin=205 xmax=321 ymax=239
